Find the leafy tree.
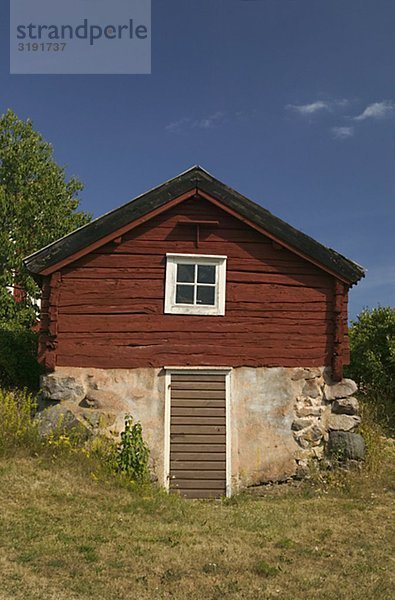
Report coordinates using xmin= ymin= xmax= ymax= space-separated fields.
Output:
xmin=345 ymin=306 xmax=395 ymax=432
xmin=0 ymin=109 xmax=91 ymax=326
xmin=0 ymin=324 xmax=44 ymax=390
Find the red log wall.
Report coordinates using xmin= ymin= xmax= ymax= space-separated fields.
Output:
xmin=39 ymin=197 xmax=350 ymax=371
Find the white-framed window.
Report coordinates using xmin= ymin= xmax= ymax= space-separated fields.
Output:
xmin=164 ymin=253 xmax=227 ymax=316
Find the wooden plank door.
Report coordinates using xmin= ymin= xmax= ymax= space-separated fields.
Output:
xmin=169 ymin=373 xmax=227 ymax=499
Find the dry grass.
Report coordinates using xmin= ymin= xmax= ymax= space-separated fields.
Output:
xmin=0 ymin=448 xmax=394 ymax=600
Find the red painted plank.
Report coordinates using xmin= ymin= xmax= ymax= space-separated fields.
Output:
xmin=56 ymin=354 xmax=328 ymax=369
xmin=57 ymin=314 xmax=333 ymax=334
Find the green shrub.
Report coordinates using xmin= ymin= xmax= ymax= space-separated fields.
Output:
xmin=255 ymin=560 xmax=278 ymax=577
xmin=115 ymin=415 xmax=150 ymax=482
xmin=345 ymin=306 xmax=395 ymax=433
xmin=0 ymin=388 xmax=39 ymax=455
xmin=0 ymin=385 xmax=151 ymax=487
xmin=0 ymin=324 xmax=44 ymax=391
xmin=358 ymin=399 xmax=388 ymax=473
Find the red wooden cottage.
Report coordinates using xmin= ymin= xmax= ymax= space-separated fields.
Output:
xmin=24 ymin=167 xmax=365 ymax=498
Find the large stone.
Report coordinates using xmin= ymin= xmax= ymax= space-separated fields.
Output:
xmin=84 ymin=389 xmax=129 ymax=412
xmin=332 ymin=397 xmax=359 ymax=416
xmin=294 ymin=448 xmax=311 ymax=461
xmin=291 ymin=368 xmax=308 ymax=381
xmin=301 ymin=425 xmax=323 ymax=444
xmin=328 ymin=414 xmax=361 ymax=432
xmin=35 ymin=404 xmax=91 ymax=439
xmin=303 ymin=368 xmax=322 ymax=380
xmin=291 ymin=367 xmax=321 ymax=381
xmin=324 ymin=378 xmax=357 ymax=401
xmin=327 ymin=431 xmax=365 ymax=460
xmin=80 ymin=410 xmax=116 ymax=430
xmin=294 ymin=462 xmax=310 ymax=480
xmin=292 ymin=418 xmax=313 ymax=431
xmin=312 ymin=445 xmax=324 ymax=459
xmin=294 ymin=434 xmax=309 ymax=449
xmin=296 ymin=406 xmax=323 ymax=418
xmin=302 ymin=379 xmax=321 ymax=399
xmin=41 ymin=375 xmax=86 ymax=403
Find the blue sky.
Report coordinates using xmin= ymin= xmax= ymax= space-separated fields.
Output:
xmin=1 ymin=0 xmax=394 ymax=319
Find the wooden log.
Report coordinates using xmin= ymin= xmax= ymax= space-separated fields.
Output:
xmin=57 ymin=354 xmax=328 ymax=369
xmin=227 ymin=284 xmax=330 ymax=303
xmin=56 ymin=344 xmax=331 ymax=364
xmin=56 ymin=334 xmax=332 ymax=351
xmin=61 ymin=262 xmax=326 ymax=280
xmin=57 ymin=314 xmax=333 ymax=334
xmin=332 ymin=280 xmax=345 ymax=381
xmin=61 ymin=267 xmax=164 ymax=280
xmin=58 ymin=300 xmax=163 ymax=315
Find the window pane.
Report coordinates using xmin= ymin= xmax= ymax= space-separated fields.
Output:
xmin=197 ymin=285 xmax=215 ymax=305
xmin=197 ymin=264 xmax=216 ymax=284
xmin=177 ymin=264 xmax=195 ymax=283
xmin=176 ymin=284 xmax=194 ymax=304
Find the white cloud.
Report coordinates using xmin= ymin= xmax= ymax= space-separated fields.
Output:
xmin=286 ymin=101 xmax=330 ymax=115
xmin=165 ymin=117 xmax=191 ymax=133
xmin=193 ymin=111 xmax=225 ymax=129
xmin=334 ymin=98 xmax=350 ymax=109
xmin=354 ymin=101 xmax=394 ymax=121
xmin=331 ymin=126 xmax=354 ymax=139
xmin=165 ymin=111 xmax=226 ymax=133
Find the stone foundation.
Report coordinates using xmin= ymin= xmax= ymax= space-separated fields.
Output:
xmin=39 ymin=366 xmax=362 ymax=492
xmin=289 ymin=367 xmax=361 ymax=477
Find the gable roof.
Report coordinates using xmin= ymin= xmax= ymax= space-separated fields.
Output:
xmin=23 ymin=166 xmax=365 ymax=284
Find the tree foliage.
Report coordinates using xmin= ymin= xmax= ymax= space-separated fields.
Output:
xmin=0 ymin=109 xmax=91 ymax=326
xmin=0 ymin=323 xmax=44 ymax=390
xmin=346 ymin=306 xmax=395 ymax=432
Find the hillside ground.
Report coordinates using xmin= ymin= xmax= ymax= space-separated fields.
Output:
xmin=0 ymin=444 xmax=393 ymax=600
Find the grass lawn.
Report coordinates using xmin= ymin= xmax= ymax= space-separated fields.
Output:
xmin=0 ymin=449 xmax=393 ymax=600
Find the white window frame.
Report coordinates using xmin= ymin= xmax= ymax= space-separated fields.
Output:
xmin=164 ymin=253 xmax=227 ymax=316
